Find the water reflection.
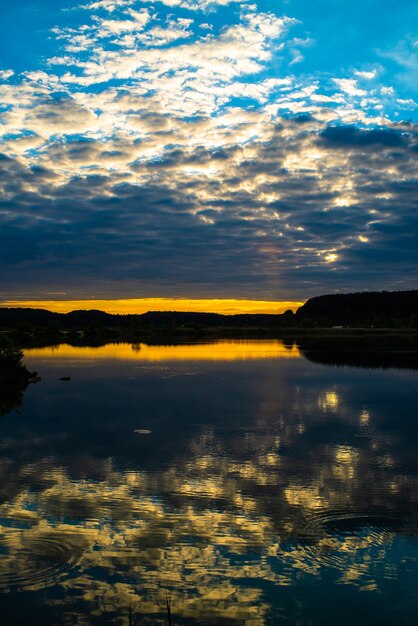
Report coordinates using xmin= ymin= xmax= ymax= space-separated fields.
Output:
xmin=0 ymin=341 xmax=418 ymax=624
xmin=298 ymin=334 xmax=418 ymax=370
xmin=25 ymin=340 xmax=300 ymax=362
xmin=0 ymin=380 xmax=29 ymax=417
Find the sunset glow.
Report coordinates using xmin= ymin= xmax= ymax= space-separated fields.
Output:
xmin=1 ymin=298 xmax=303 ymax=315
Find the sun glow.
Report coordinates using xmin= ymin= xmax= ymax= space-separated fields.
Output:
xmin=1 ymin=298 xmax=304 ymax=315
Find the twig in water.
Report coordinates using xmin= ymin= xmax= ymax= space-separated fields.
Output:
xmin=166 ymin=593 xmax=172 ymax=626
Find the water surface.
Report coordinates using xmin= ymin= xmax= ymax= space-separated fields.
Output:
xmin=1 ymin=340 xmax=418 ymax=625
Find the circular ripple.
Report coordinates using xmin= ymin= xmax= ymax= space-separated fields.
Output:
xmin=283 ymin=510 xmax=418 ymax=581
xmin=303 ymin=508 xmax=415 ymax=536
xmin=0 ymin=532 xmax=85 ymax=591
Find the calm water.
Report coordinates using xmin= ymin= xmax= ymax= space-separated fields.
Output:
xmin=1 ymin=340 xmax=418 ymax=625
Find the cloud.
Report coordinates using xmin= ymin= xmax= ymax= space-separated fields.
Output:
xmin=318 ymin=125 xmax=408 ymax=148
xmin=332 ymin=78 xmax=367 ymax=97
xmin=53 ymin=9 xmax=292 ymax=92
xmin=1 ymin=110 xmax=418 ymax=300
xmin=0 ymin=70 xmax=14 ymax=81
xmin=137 ymin=0 xmax=245 ymax=10
xmin=0 ymin=0 xmax=417 ymax=300
xmin=354 ymin=69 xmax=377 ymax=80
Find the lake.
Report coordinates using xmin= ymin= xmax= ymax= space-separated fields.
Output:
xmin=1 ymin=339 xmax=418 ymax=625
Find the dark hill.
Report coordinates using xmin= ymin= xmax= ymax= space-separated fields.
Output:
xmin=65 ymin=310 xmax=114 ymax=326
xmin=0 ymin=307 xmax=58 ymax=328
xmin=296 ymin=290 xmax=418 ymax=326
xmin=0 ymin=308 xmax=283 ymax=331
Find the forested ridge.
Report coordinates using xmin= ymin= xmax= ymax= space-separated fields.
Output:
xmin=1 ymin=289 xmax=418 ymax=333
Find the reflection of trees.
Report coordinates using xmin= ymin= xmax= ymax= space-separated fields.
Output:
xmin=0 ymin=381 xmax=28 ymax=417
xmin=296 ymin=334 xmax=418 ymax=370
xmin=0 ymin=337 xmax=35 ymax=417
xmin=302 ymin=348 xmax=418 ymax=370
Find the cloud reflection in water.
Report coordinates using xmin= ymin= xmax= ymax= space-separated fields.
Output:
xmin=0 ymin=341 xmax=418 ymax=624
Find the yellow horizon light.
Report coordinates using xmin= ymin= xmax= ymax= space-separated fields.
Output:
xmin=0 ymin=297 xmax=304 ymax=315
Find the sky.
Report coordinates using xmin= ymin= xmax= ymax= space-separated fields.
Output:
xmin=0 ymin=0 xmax=417 ymax=313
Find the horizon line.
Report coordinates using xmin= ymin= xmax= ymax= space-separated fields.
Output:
xmin=0 ymin=298 xmax=305 ymax=316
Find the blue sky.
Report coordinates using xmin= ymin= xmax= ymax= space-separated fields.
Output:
xmin=0 ymin=0 xmax=417 ymax=304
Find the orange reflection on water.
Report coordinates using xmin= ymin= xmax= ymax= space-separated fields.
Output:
xmin=25 ymin=340 xmax=301 ymax=362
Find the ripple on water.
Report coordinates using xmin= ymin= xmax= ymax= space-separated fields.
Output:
xmin=0 ymin=531 xmax=86 ymax=592
xmin=282 ymin=509 xmax=418 ymax=583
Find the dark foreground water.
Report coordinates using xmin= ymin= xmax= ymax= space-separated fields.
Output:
xmin=1 ymin=340 xmax=418 ymax=625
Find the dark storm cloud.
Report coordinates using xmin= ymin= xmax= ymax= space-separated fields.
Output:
xmin=318 ymin=125 xmax=409 ymax=148
xmin=1 ymin=116 xmax=418 ymax=299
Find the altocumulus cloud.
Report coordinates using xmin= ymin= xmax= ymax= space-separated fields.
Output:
xmin=0 ymin=0 xmax=417 ymax=301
